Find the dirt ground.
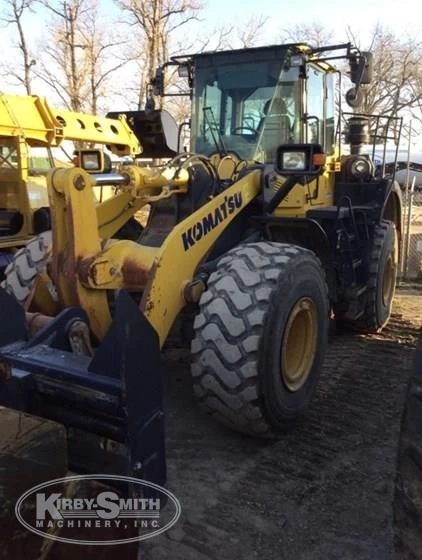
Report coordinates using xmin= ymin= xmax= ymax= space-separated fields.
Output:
xmin=140 ymin=285 xmax=422 ymax=560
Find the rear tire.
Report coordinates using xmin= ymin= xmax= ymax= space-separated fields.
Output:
xmin=1 ymin=231 xmax=52 ymax=306
xmin=336 ymin=219 xmax=397 ymax=333
xmin=191 ymin=241 xmax=329 ymax=436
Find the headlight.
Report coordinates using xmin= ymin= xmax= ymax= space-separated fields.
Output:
xmin=344 ymin=155 xmax=374 ymax=180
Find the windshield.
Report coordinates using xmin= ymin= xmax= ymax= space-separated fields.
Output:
xmin=0 ymin=139 xmax=55 ymax=175
xmin=192 ymin=55 xmax=301 ymax=163
xmin=0 ymin=138 xmax=19 ymax=169
xmin=28 ymin=146 xmax=54 ymax=175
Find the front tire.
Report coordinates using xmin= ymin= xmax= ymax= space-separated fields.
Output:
xmin=191 ymin=242 xmax=329 ymax=436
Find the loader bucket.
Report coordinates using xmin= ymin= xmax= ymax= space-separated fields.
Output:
xmin=0 ymin=288 xmax=166 ymax=492
xmin=106 ymin=109 xmax=179 ymax=159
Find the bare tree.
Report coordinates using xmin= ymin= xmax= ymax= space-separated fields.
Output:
xmin=35 ymin=0 xmax=90 ymax=111
xmin=186 ymin=23 xmax=234 ymax=54
xmin=279 ymin=21 xmax=335 ymax=48
xmin=115 ymin=0 xmax=202 ymax=109
xmin=278 ymin=21 xmax=422 ymax=144
xmin=76 ymin=2 xmax=130 ymax=114
xmin=0 ymin=0 xmax=36 ymax=93
xmin=238 ymin=15 xmax=269 ymax=48
xmin=359 ymin=27 xmax=422 ymax=115
xmin=35 ymin=0 xmax=129 ymax=114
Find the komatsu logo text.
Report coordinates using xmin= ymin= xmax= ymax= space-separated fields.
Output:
xmin=182 ymin=192 xmax=243 ymax=250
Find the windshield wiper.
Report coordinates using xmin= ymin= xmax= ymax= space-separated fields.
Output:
xmin=203 ymin=106 xmax=227 ymax=156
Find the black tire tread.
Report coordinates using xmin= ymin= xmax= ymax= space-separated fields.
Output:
xmin=338 ymin=219 xmax=397 ymax=333
xmin=1 ymin=231 xmax=52 ymax=305
xmin=358 ymin=220 xmax=396 ymax=331
xmin=191 ymin=241 xmax=327 ymax=436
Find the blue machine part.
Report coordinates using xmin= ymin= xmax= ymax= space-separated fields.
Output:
xmin=0 ymin=288 xmax=166 ymax=493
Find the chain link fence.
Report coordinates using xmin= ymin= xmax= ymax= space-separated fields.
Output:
xmin=400 ymin=180 xmax=422 ymax=281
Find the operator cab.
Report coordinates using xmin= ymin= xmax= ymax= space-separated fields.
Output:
xmin=189 ymin=45 xmax=336 ymax=164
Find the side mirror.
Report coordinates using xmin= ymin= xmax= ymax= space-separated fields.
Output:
xmin=349 ymin=51 xmax=373 ymax=85
xmin=151 ymin=67 xmax=165 ymax=97
xmin=275 ymin=144 xmax=325 ymax=176
xmin=177 ymin=62 xmax=193 ymax=88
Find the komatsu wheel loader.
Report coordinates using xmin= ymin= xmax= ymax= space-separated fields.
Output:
xmin=0 ymin=42 xmax=403 ymax=549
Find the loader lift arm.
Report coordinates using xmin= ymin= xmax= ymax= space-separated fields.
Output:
xmin=0 ymin=92 xmax=141 ymax=156
xmin=47 ymin=162 xmax=261 ymax=344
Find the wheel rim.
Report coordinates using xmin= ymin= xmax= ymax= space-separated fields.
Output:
xmin=281 ymin=297 xmax=318 ymax=392
xmin=382 ymin=245 xmax=397 ymax=306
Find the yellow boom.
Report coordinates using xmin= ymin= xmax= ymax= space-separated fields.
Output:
xmin=0 ymin=93 xmax=141 ymax=157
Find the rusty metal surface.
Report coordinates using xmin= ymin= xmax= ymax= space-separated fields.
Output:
xmin=49 ymin=167 xmax=111 ymax=341
xmin=68 ymin=320 xmax=93 ymax=356
xmin=121 ymin=258 xmax=151 ymax=288
xmin=30 ymin=271 xmax=60 ymax=317
xmin=76 ymin=255 xmax=97 ymax=286
xmin=77 ymin=241 xmax=157 ymax=291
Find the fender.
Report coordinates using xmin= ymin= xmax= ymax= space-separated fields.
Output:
xmin=382 ymin=179 xmax=403 ymax=261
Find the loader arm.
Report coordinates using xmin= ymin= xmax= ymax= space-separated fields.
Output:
xmin=95 ymin=164 xmax=189 ymax=239
xmin=0 ymin=93 xmax=141 ymax=157
xmin=47 ymin=164 xmax=261 ymax=344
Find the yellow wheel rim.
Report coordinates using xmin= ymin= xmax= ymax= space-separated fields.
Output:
xmin=281 ymin=297 xmax=318 ymax=392
xmin=382 ymin=243 xmax=397 ymax=306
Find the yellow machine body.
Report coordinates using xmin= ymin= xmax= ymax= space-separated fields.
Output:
xmin=0 ymin=93 xmax=141 ymax=248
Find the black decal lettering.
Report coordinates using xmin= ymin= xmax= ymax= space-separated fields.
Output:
xmin=214 ymin=207 xmax=223 ymax=225
xmin=227 ymin=195 xmax=235 ymax=214
xmin=220 ymin=199 xmax=228 ymax=218
xmin=234 ymin=192 xmax=242 ymax=208
xmin=182 ymin=228 xmax=195 ymax=250
xmin=193 ymin=222 xmax=203 ymax=241
xmin=202 ymin=213 xmax=214 ymax=234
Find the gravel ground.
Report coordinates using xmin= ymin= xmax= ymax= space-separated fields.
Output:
xmin=140 ymin=287 xmax=422 ymax=560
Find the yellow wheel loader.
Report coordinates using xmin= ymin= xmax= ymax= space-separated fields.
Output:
xmin=0 ymin=93 xmax=176 ymax=276
xmin=0 ymin=42 xmax=403 ymax=494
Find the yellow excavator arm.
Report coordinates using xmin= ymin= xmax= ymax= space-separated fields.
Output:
xmin=0 ymin=93 xmax=141 ymax=156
